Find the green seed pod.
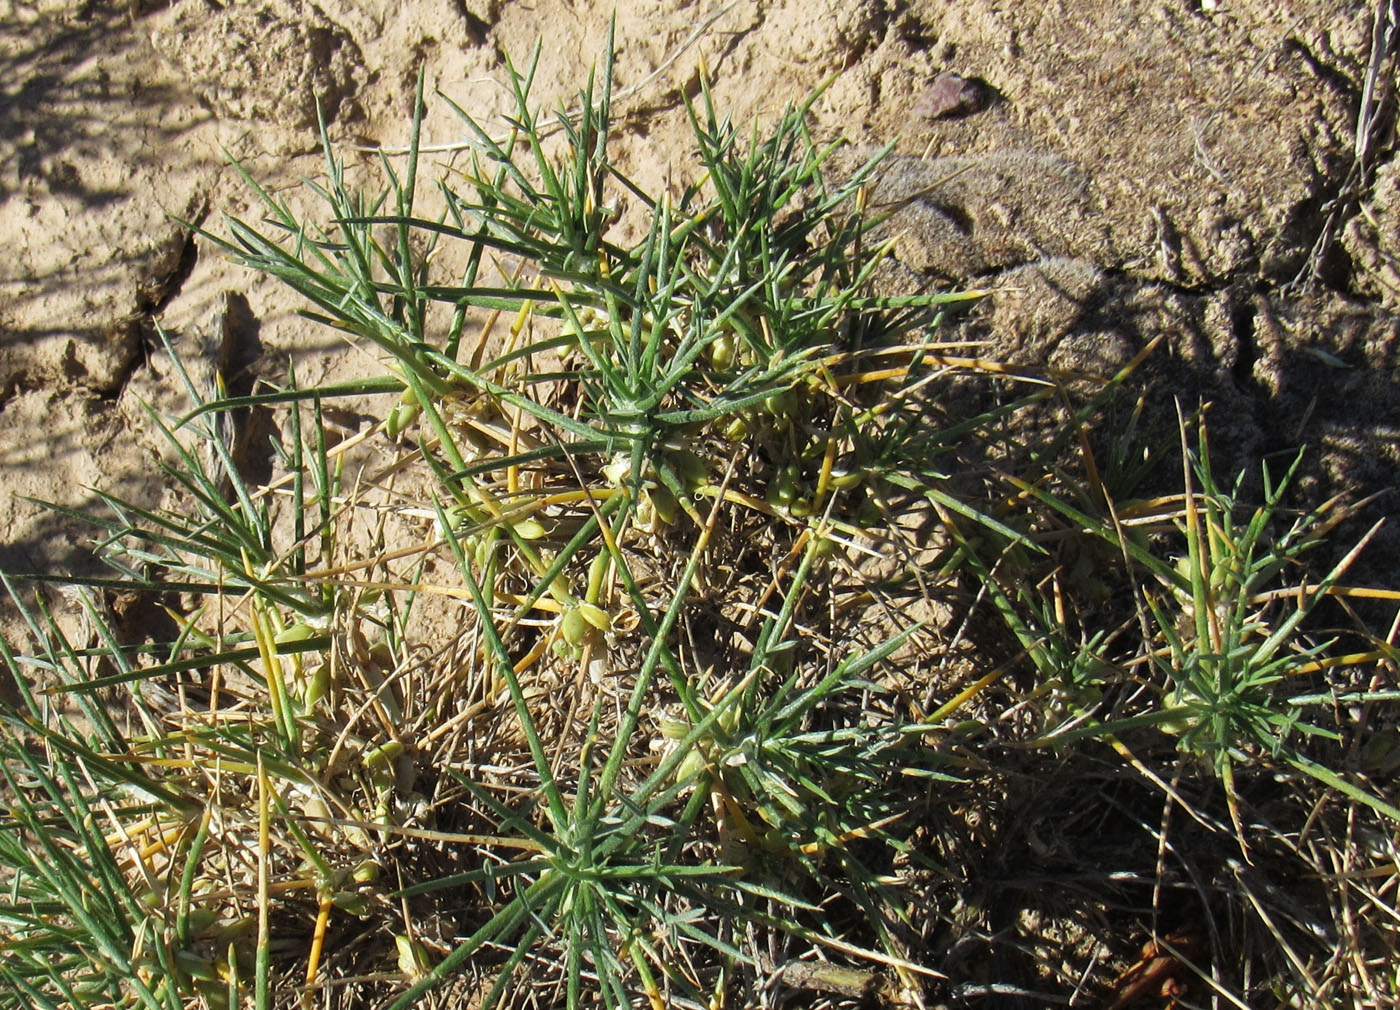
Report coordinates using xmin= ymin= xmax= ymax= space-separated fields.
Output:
xmin=471 ymin=535 xmax=494 ymax=571
xmin=763 ymin=388 xmax=798 ymax=420
xmin=674 ymin=747 xmax=708 ymax=785
xmin=331 ymin=891 xmax=373 ymax=918
xmin=560 ymin=606 xmax=591 ymax=647
xmin=396 ymin=935 xmax=432 ymax=980
xmin=708 ymin=332 xmax=736 ymax=370
xmin=766 ymin=463 xmax=802 ymax=508
xmin=447 ymin=503 xmax=476 ymax=529
xmin=721 ymin=415 xmax=749 ymax=442
xmin=362 ymin=739 xmax=404 ymax=773
xmin=274 ymin=622 xmax=317 ymax=645
xmin=761 ymin=827 xmax=789 ymax=855
xmin=302 ymin=662 xmax=331 ymax=713
xmin=385 ymin=400 xmax=422 ymax=440
xmin=668 ymin=449 xmax=709 ymax=490
xmin=174 ymin=949 xmax=221 ymax=983
xmin=576 ymin=601 xmax=612 ymax=632
xmin=827 ymin=467 xmax=863 ymax=490
xmin=185 ymin=908 xmax=219 ymax=937
xmin=352 ymin=860 xmax=380 ymax=885
xmin=213 ymin=915 xmax=256 ymax=945
xmin=510 ymin=517 xmax=547 ymax=540
xmin=194 ymin=980 xmax=230 ymax=1010
xmin=585 ymin=551 xmax=611 ymax=601
xmin=602 ymin=454 xmax=632 ymax=486
xmin=647 ymin=485 xmax=679 ymax=526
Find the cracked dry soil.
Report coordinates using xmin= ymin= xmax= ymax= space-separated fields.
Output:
xmin=4 ymin=0 xmax=1396 ymax=582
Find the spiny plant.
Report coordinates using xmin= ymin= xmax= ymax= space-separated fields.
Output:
xmin=1147 ymin=419 xmax=1397 ymax=832
xmin=925 ymin=383 xmax=1400 ymax=1005
xmin=959 ymin=401 xmax=1399 ymax=818
xmin=0 ymin=581 xmax=198 ymax=1010
xmin=0 ymin=38 xmax=1017 ymax=1010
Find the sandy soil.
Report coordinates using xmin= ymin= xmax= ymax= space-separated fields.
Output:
xmin=3 ymin=0 xmax=1396 ymax=586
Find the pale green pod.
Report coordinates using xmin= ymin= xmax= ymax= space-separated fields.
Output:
xmin=352 ymin=859 xmax=380 ymax=884
xmin=396 ymin=935 xmax=432 ymax=980
xmin=708 ymin=332 xmax=736 ymax=370
xmin=185 ymin=908 xmax=219 ymax=937
xmin=302 ymin=663 xmax=331 ymax=713
xmin=766 ymin=464 xmax=801 ymax=508
xmin=669 ymin=449 xmax=709 ymax=489
xmin=827 ymin=467 xmax=863 ymax=490
xmin=213 ymin=915 xmax=256 ymax=944
xmin=561 ymin=606 xmax=591 ymax=647
xmin=472 ymin=534 xmax=494 ymax=571
xmin=576 ymin=601 xmax=612 ymax=632
xmin=648 ymin=485 xmax=678 ymax=526
xmin=385 ymin=400 xmax=422 ymax=440
xmin=362 ymin=739 xmax=405 ymax=773
xmin=274 ymin=622 xmax=317 ymax=645
xmin=332 ymin=891 xmax=373 ymax=918
xmin=763 ymin=388 xmax=798 ymax=419
xmin=674 ymin=746 xmax=708 ymax=785
xmin=174 ymin=949 xmax=221 ymax=983
xmin=602 ymin=454 xmax=632 ymax=486
xmin=585 ymin=550 xmax=611 ymax=601
xmin=510 ymin=516 xmax=547 ymax=540
xmin=194 ymin=980 xmax=230 ymax=1010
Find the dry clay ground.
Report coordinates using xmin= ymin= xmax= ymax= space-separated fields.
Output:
xmin=2 ymin=0 xmax=1400 ymax=1006
xmin=5 ymin=0 xmax=1400 ymax=583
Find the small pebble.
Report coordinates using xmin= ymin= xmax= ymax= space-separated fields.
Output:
xmin=914 ymin=71 xmax=993 ymax=120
